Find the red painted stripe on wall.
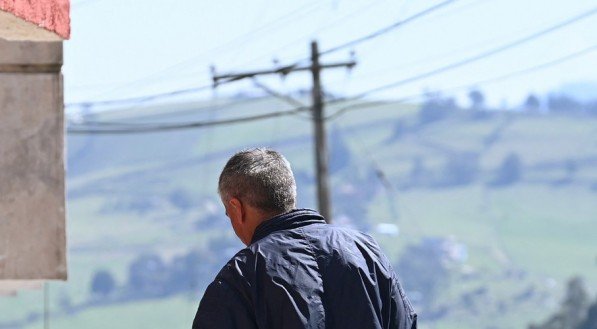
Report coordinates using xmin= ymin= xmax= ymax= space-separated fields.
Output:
xmin=0 ymin=0 xmax=70 ymax=39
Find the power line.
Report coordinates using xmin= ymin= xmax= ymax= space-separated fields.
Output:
xmin=67 ymin=5 xmax=597 ymax=127
xmin=83 ymin=1 xmax=324 ymax=101
xmin=72 ymin=4 xmax=321 ymax=104
xmin=251 ymin=78 xmax=306 ymax=108
xmin=319 ymin=0 xmax=459 ymax=56
xmin=226 ymin=0 xmax=389 ymax=70
xmin=208 ymin=1 xmax=324 ymax=67
xmin=343 ymin=5 xmax=597 ymax=100
xmin=68 ymin=39 xmax=597 ymax=131
xmin=70 ymin=0 xmax=455 ymax=106
xmin=236 ymin=0 xmax=460 ymax=82
xmin=65 ymin=0 xmax=459 ymax=110
xmin=71 ymin=97 xmax=264 ymax=126
xmin=326 ymin=43 xmax=597 ymax=120
xmin=68 ymin=41 xmax=597 ymax=132
xmin=67 ymin=106 xmax=311 ymax=134
xmin=324 ymin=1 xmax=538 ymax=85
xmin=66 ymin=84 xmax=213 ymax=109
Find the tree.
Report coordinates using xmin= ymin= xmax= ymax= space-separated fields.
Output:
xmin=438 ymin=154 xmax=479 ymax=187
xmin=561 ymin=277 xmax=590 ymax=327
xmin=91 ymin=269 xmax=116 ymax=297
xmin=524 ymin=94 xmax=541 ymax=112
xmin=396 ymin=238 xmax=451 ymax=308
xmin=468 ymin=89 xmax=486 ymax=110
xmin=167 ymin=250 xmax=209 ymax=294
xmin=168 ymin=189 xmax=195 ymax=210
xmin=418 ymin=92 xmax=457 ymax=125
xmin=528 ymin=276 xmax=590 ymax=329
xmin=547 ymin=94 xmax=582 ymax=114
xmin=578 ymin=298 xmax=597 ymax=329
xmin=490 ymin=153 xmax=522 ymax=186
xmin=400 ymin=156 xmax=429 ymax=189
xmin=127 ymin=253 xmax=167 ymax=296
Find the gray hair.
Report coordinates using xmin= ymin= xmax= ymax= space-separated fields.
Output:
xmin=218 ymin=148 xmax=297 ymax=214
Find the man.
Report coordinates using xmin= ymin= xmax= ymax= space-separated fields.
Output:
xmin=193 ymin=148 xmax=417 ymax=329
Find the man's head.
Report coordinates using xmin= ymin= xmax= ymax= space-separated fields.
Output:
xmin=218 ymin=148 xmax=297 ymax=245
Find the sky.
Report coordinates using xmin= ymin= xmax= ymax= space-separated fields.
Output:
xmin=63 ymin=0 xmax=597 ymax=112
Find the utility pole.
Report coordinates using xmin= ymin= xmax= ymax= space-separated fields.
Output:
xmin=44 ymin=282 xmax=49 ymax=329
xmin=309 ymin=41 xmax=330 ymax=223
xmin=212 ymin=41 xmax=355 ymax=223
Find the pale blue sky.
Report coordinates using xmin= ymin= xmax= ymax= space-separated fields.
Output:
xmin=64 ymin=0 xmax=597 ymax=110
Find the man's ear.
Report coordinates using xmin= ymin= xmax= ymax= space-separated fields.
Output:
xmin=228 ymin=198 xmax=245 ymax=223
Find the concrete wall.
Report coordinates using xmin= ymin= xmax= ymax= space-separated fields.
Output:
xmin=0 ymin=11 xmax=66 ymax=280
xmin=0 ymin=0 xmax=69 ymax=39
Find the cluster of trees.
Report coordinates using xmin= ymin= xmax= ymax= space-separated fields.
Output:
xmin=399 ymin=152 xmax=524 ymax=189
xmin=405 ymin=152 xmax=583 ymax=189
xmin=90 ymin=248 xmax=223 ymax=301
xmin=416 ymin=90 xmax=490 ymax=125
xmin=546 ymin=94 xmax=597 ymax=116
xmin=417 ymin=92 xmax=459 ymax=124
xmin=480 ymin=89 xmax=597 ymax=115
xmin=395 ymin=237 xmax=461 ymax=311
xmin=397 ymin=241 xmax=448 ymax=307
xmin=529 ymin=277 xmax=597 ymax=329
xmin=416 ymin=89 xmax=597 ymax=118
xmin=387 ymin=89 xmax=592 ymax=189
xmin=437 ymin=154 xmax=480 ymax=187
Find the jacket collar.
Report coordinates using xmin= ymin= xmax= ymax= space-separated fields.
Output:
xmin=251 ymin=208 xmax=326 ymax=244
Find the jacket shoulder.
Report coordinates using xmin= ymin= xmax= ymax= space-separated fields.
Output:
xmin=215 ymin=248 xmax=255 ymax=280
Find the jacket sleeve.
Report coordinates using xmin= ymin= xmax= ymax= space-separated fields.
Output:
xmin=192 ymin=278 xmax=257 ymax=329
xmin=389 ymin=272 xmax=418 ymax=329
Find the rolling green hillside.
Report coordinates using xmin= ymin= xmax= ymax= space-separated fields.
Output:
xmin=2 ymin=96 xmax=596 ymax=329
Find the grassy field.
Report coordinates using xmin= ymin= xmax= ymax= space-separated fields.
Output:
xmin=2 ymin=97 xmax=596 ymax=329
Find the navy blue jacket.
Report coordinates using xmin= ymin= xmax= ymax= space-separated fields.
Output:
xmin=193 ymin=209 xmax=417 ymax=329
